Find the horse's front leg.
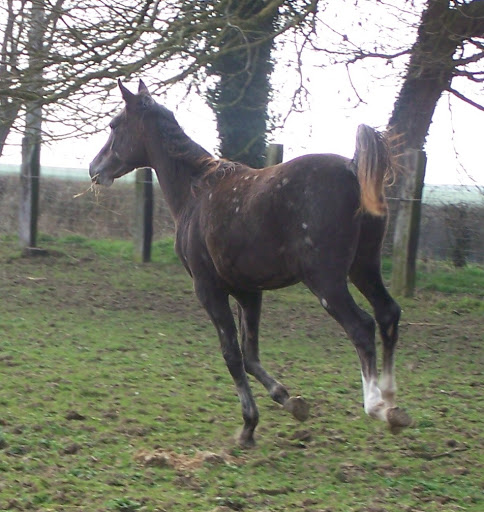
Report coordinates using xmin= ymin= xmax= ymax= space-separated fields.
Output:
xmin=194 ymin=281 xmax=258 ymax=447
xmin=235 ymin=291 xmax=309 ymax=422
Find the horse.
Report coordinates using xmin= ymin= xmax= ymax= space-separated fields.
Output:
xmin=89 ymin=79 xmax=412 ymax=447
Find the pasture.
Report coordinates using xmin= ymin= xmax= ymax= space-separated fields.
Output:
xmin=0 ymin=235 xmax=482 ymax=512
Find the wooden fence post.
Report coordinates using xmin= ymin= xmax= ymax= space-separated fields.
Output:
xmin=391 ymin=149 xmax=427 ymax=297
xmin=266 ymin=143 xmax=284 ymax=166
xmin=134 ymin=167 xmax=153 ymax=263
xmin=19 ymin=136 xmax=41 ymax=249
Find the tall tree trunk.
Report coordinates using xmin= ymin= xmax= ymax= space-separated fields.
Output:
xmin=19 ymin=0 xmax=45 ymax=248
xmin=207 ymin=1 xmax=277 ymax=167
xmin=388 ymin=0 xmax=484 ymax=295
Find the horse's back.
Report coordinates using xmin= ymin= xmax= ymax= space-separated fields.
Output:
xmin=201 ymin=152 xmax=360 ymax=240
xmin=187 ymin=153 xmax=363 ymax=290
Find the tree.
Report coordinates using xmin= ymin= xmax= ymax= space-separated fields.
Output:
xmin=205 ymin=0 xmax=317 ymax=167
xmin=387 ymin=0 xmax=484 ymax=295
xmin=306 ymin=0 xmax=483 ymax=295
xmin=388 ymin=0 xmax=484 ymax=153
xmin=18 ymin=0 xmax=45 ymax=248
xmin=2 ymin=1 xmax=482 ymax=276
xmin=0 ymin=0 xmax=25 ymax=154
xmin=206 ymin=0 xmax=278 ymax=167
xmin=0 ymin=0 xmax=318 ymax=159
xmin=1 ymin=0 xmax=318 ymax=250
xmin=0 ymin=0 xmax=318 ymax=250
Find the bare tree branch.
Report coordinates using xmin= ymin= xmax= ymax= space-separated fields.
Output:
xmin=454 ymin=50 xmax=484 ymax=66
xmin=0 ymin=0 xmax=319 ymax=153
xmin=448 ymin=85 xmax=484 ymax=110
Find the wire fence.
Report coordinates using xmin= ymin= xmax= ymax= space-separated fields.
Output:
xmin=383 ymin=186 xmax=484 ymax=265
xmin=0 ymin=170 xmax=483 ymax=264
xmin=0 ymin=171 xmax=172 ymax=240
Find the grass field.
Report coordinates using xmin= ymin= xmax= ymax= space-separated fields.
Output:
xmin=0 ymin=235 xmax=482 ymax=512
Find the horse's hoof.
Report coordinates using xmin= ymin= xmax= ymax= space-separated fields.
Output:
xmin=387 ymin=407 xmax=413 ymax=434
xmin=283 ymin=396 xmax=310 ymax=422
xmin=236 ymin=429 xmax=256 ymax=449
xmin=238 ymin=436 xmax=256 ymax=449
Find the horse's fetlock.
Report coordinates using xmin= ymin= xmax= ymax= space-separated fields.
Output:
xmin=381 ymin=388 xmax=396 ymax=407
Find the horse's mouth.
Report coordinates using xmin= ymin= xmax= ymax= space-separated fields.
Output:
xmin=90 ymin=171 xmax=114 ymax=187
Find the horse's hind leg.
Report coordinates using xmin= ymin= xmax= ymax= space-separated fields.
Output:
xmin=194 ymin=281 xmax=259 ymax=447
xmin=349 ymin=263 xmax=412 ymax=430
xmin=350 ymin=262 xmax=400 ymax=405
xmin=349 ymin=213 xmax=412 ymax=430
xmin=235 ymin=291 xmax=309 ymax=422
xmin=305 ymin=275 xmax=395 ymax=424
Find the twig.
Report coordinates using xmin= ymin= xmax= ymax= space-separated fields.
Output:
xmin=404 ymin=322 xmax=442 ymax=327
xmin=429 ymin=447 xmax=469 ymax=460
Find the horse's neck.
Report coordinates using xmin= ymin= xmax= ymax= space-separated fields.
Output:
xmin=151 ymin=159 xmax=192 ymax=220
xmin=145 ymin=119 xmax=213 ymax=220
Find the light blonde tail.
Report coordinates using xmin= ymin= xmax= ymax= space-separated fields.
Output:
xmin=353 ymin=124 xmax=391 ymax=217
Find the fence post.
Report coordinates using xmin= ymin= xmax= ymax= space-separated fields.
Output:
xmin=391 ymin=149 xmax=426 ymax=297
xmin=19 ymin=136 xmax=41 ymax=249
xmin=266 ymin=143 xmax=284 ymax=166
xmin=134 ymin=167 xmax=153 ymax=263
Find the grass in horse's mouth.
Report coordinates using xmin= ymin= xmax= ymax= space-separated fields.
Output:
xmin=73 ymin=175 xmax=100 ymax=199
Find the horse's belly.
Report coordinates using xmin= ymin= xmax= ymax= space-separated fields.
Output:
xmin=211 ymin=243 xmax=300 ymax=291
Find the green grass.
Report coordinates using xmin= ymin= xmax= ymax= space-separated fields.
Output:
xmin=417 ymin=262 xmax=484 ymax=297
xmin=0 ymin=235 xmax=482 ymax=511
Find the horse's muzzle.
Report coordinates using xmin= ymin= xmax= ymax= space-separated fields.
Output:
xmin=89 ymin=164 xmax=111 ymax=186
xmin=89 ymin=166 xmax=101 ymax=183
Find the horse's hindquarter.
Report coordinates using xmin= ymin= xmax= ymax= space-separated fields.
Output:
xmin=196 ymin=155 xmax=361 ymax=290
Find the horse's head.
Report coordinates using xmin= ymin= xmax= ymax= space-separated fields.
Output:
xmin=89 ymin=79 xmax=155 ymax=186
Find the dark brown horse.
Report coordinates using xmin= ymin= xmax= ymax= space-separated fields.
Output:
xmin=90 ymin=80 xmax=412 ymax=446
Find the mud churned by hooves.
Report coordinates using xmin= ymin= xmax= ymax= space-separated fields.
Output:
xmin=283 ymin=396 xmax=310 ymax=422
xmin=387 ymin=407 xmax=413 ymax=434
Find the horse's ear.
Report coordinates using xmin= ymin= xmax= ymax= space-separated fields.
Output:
xmin=138 ymin=80 xmax=150 ymax=95
xmin=118 ymin=79 xmax=135 ymax=104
